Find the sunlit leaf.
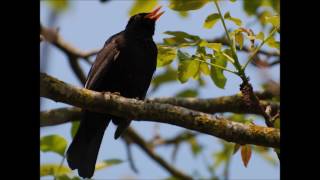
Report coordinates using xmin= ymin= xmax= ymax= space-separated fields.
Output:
xmin=46 ymin=0 xmax=69 ymax=13
xmin=230 ymin=0 xmax=236 ymax=2
xmin=95 ymin=159 xmax=123 ymax=170
xmin=266 ymin=36 xmax=280 ymax=49
xmin=200 ymin=62 xmax=210 ymax=75
xmin=177 ymin=50 xmax=200 ymax=83
xmin=265 ymin=15 xmax=280 ymax=27
xmin=235 ymin=31 xmax=244 ymax=49
xmin=157 ymin=46 xmax=177 ymax=67
xmin=224 ymin=12 xmax=242 ymax=26
xmin=169 ymin=0 xmax=209 ymax=11
xmin=241 ymin=145 xmax=252 ymax=167
xmin=256 ymin=32 xmax=265 ymax=41
xmin=259 ymin=10 xmax=272 ymax=26
xmin=71 ymin=121 xmax=80 ymax=139
xmin=129 ymin=0 xmax=158 ymax=16
xmin=175 ymin=89 xmax=198 ymax=97
xmin=206 ymin=43 xmax=222 ymax=52
xmin=40 ymin=164 xmax=71 ymax=177
xmin=203 ymin=13 xmax=220 ymax=29
xmin=40 ymin=135 xmax=67 ymax=157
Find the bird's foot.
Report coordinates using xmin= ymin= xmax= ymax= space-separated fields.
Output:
xmin=101 ymin=91 xmax=121 ymax=96
xmin=112 ymin=91 xmax=121 ymax=96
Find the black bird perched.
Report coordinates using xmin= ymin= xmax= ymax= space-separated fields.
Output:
xmin=66 ymin=7 xmax=164 ymax=178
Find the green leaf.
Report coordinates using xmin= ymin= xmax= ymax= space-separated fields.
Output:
xmin=241 ymin=145 xmax=252 ymax=167
xmin=212 ymin=143 xmax=233 ymax=168
xmin=233 ymin=144 xmax=241 ymax=155
xmin=157 ymin=46 xmax=177 ymax=67
xmin=235 ymin=31 xmax=244 ymax=49
xmin=46 ymin=0 xmax=69 ymax=13
xmin=163 ymin=37 xmax=190 ymax=47
xmin=259 ymin=10 xmax=272 ymax=26
xmin=203 ymin=13 xmax=220 ymax=29
xmin=177 ymin=11 xmax=189 ymax=18
xmin=163 ymin=31 xmax=200 ymax=47
xmin=129 ymin=0 xmax=158 ymax=16
xmin=200 ymin=62 xmax=210 ymax=75
xmin=265 ymin=15 xmax=280 ymax=27
xmin=177 ymin=50 xmax=200 ymax=83
xmin=266 ymin=36 xmax=280 ymax=49
xmin=210 ymin=52 xmax=227 ymax=89
xmin=95 ymin=159 xmax=123 ymax=170
xmin=71 ymin=121 xmax=80 ymax=139
xmin=164 ymin=31 xmax=200 ymax=41
xmin=256 ymin=32 xmax=265 ymax=41
xmin=175 ymin=89 xmax=198 ymax=97
xmin=169 ymin=0 xmax=209 ymax=11
xmin=206 ymin=43 xmax=222 ymax=52
xmin=243 ymin=0 xmax=262 ymax=16
xmin=224 ymin=12 xmax=242 ymax=26
xmin=229 ymin=114 xmax=249 ymax=124
xmin=151 ymin=67 xmax=177 ymax=91
xmin=230 ymin=0 xmax=236 ymax=2
xmin=165 ymin=177 xmax=179 ymax=180
xmin=40 ymin=135 xmax=67 ymax=157
xmin=270 ymin=0 xmax=280 ymax=13
xmin=253 ymin=146 xmax=277 ymax=166
xmin=40 ymin=164 xmax=71 ymax=177
xmin=188 ymin=137 xmax=203 ymax=156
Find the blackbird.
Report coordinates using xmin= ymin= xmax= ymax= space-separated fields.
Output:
xmin=66 ymin=7 xmax=164 ymax=178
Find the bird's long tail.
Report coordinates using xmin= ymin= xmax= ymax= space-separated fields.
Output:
xmin=66 ymin=111 xmax=110 ymax=178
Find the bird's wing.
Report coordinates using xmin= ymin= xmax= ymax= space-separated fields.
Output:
xmin=85 ymin=32 xmax=123 ymax=90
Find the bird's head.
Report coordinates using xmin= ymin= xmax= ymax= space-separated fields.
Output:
xmin=125 ymin=6 xmax=164 ymax=38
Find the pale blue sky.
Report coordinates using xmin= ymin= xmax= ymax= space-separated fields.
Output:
xmin=40 ymin=1 xmax=279 ymax=179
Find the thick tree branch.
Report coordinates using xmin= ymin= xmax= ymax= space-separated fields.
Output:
xmin=40 ymin=107 xmax=81 ymax=127
xmin=40 ymin=73 xmax=280 ymax=148
xmin=148 ymin=95 xmax=279 ymax=117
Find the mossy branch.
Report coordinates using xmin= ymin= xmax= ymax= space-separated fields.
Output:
xmin=40 ymin=73 xmax=279 ymax=148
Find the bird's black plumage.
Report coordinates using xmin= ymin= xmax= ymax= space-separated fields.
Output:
xmin=66 ymin=9 xmax=163 ymax=178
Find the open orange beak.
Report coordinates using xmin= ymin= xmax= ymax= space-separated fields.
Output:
xmin=145 ymin=6 xmax=165 ymax=21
